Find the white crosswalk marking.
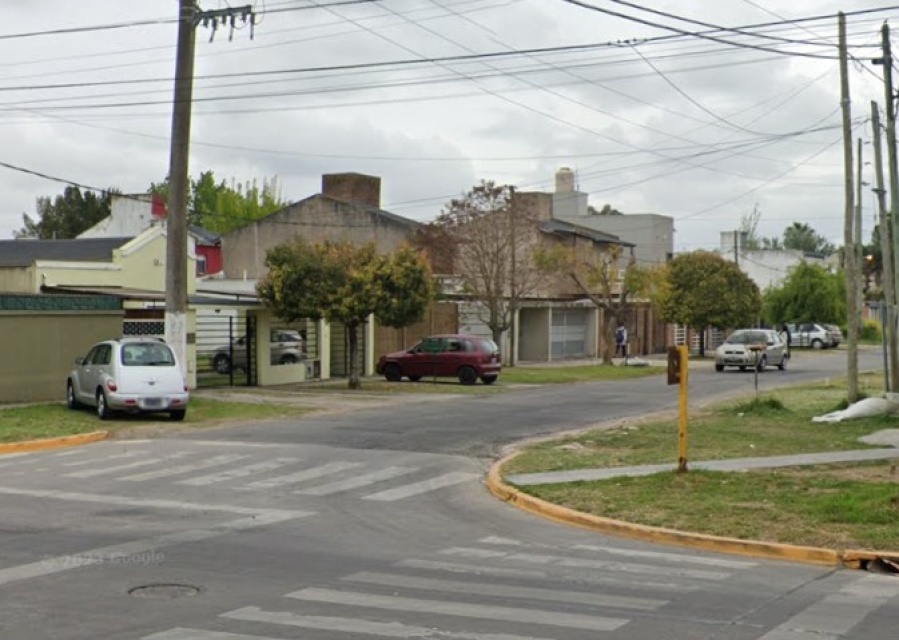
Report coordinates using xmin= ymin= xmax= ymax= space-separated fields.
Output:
xmin=343 ymin=571 xmax=668 ymax=610
xmin=121 ymin=455 xmax=249 ymax=481
xmin=65 ymin=453 xmax=189 ymax=478
xmin=754 ymin=574 xmax=899 ymax=639
xmin=222 ymin=606 xmax=556 ymax=640
xmin=0 ymin=453 xmax=34 ymax=468
xmin=240 ymin=461 xmax=362 ymax=490
xmin=395 ymin=558 xmax=693 ymax=592
xmin=572 ymin=544 xmax=758 ymax=568
xmin=143 ymin=628 xmax=283 ymax=640
xmin=295 ymin=466 xmax=417 ymax=496
xmin=361 ymin=471 xmax=478 ymax=501
xmin=438 ymin=547 xmax=732 ymax=580
xmin=177 ymin=459 xmax=300 ymax=486
xmin=285 ymin=587 xmax=629 ymax=631
xmin=63 ymin=451 xmax=144 ymax=467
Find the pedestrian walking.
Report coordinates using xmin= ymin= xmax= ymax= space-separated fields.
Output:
xmin=615 ymin=323 xmax=628 ymax=362
xmin=780 ymin=322 xmax=791 ymax=360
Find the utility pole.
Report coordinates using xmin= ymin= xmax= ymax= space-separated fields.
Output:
xmin=508 ymin=186 xmax=517 ymax=367
xmin=839 ymin=12 xmax=859 ymax=402
xmin=856 ymin=136 xmax=864 ymax=318
xmin=165 ymin=0 xmax=198 ymax=379
xmin=165 ymin=1 xmax=254 ymax=381
xmin=871 ymin=101 xmax=898 ymax=390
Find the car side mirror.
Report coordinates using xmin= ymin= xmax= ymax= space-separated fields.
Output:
xmin=75 ymin=357 xmax=84 ymax=365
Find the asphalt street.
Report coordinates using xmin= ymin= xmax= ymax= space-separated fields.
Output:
xmin=1 ymin=349 xmax=897 ymax=640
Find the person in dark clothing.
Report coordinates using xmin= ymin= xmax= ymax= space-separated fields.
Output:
xmin=780 ymin=323 xmax=791 ymax=359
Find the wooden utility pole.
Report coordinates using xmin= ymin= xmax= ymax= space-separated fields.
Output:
xmin=165 ymin=2 xmax=255 ymax=380
xmin=856 ymin=137 xmax=864 ymax=319
xmin=879 ymin=23 xmax=899 ymax=387
xmin=871 ymin=101 xmax=899 ymax=390
xmin=839 ymin=12 xmax=859 ymax=402
xmin=165 ymin=0 xmax=198 ymax=379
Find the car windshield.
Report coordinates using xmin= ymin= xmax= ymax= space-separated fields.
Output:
xmin=121 ymin=343 xmax=176 ymax=366
xmin=725 ymin=330 xmax=769 ymax=345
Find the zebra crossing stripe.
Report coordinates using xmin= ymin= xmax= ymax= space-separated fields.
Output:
xmin=395 ymin=558 xmax=693 ymax=592
xmin=285 ymin=587 xmax=629 ymax=631
xmin=63 ymin=451 xmax=144 ymax=467
xmin=121 ymin=455 xmax=249 ymax=481
xmin=177 ymin=459 xmax=300 ymax=486
xmin=295 ymin=467 xmax=417 ymax=496
xmin=240 ymin=461 xmax=362 ymax=490
xmin=753 ymin=574 xmax=899 ymax=639
xmin=572 ymin=544 xmax=757 ymax=568
xmin=143 ymin=627 xmax=283 ymax=640
xmin=437 ymin=547 xmax=733 ymax=581
xmin=65 ymin=453 xmax=190 ymax=478
xmin=361 ymin=472 xmax=478 ymax=501
xmin=222 ymin=606 xmax=555 ymax=640
xmin=344 ymin=571 xmax=668 ymax=610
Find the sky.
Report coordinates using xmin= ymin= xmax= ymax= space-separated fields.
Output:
xmin=1 ymin=0 xmax=897 ymax=253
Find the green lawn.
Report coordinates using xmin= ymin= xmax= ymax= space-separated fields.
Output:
xmin=0 ymin=397 xmax=316 ymax=443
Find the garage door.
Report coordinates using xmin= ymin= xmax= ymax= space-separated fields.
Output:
xmin=551 ymin=309 xmax=588 ymax=358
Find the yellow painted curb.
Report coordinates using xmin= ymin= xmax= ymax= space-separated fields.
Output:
xmin=486 ymin=453 xmax=899 ymax=568
xmin=0 ymin=430 xmax=110 ymax=454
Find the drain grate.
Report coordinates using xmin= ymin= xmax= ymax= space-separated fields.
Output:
xmin=128 ymin=583 xmax=201 ymax=599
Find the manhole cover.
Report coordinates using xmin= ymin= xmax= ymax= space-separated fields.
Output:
xmin=128 ymin=583 xmax=201 ymax=599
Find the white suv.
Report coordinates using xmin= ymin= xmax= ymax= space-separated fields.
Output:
xmin=67 ymin=338 xmax=190 ymax=421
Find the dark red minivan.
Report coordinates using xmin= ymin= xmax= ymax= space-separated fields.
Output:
xmin=376 ymin=334 xmax=502 ymax=385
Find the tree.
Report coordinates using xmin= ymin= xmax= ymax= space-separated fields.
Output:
xmin=762 ymin=262 xmax=846 ymax=326
xmin=421 ymin=181 xmax=545 ymax=355
xmin=662 ymin=251 xmax=761 ymax=356
xmin=738 ymin=204 xmax=781 ymax=250
xmin=16 ymin=185 xmax=116 ymax=239
xmin=256 ymin=239 xmax=434 ymax=390
xmin=783 ymin=222 xmax=835 ymax=255
xmin=151 ymin=171 xmax=286 ymax=233
xmin=536 ymin=241 xmax=648 ymax=364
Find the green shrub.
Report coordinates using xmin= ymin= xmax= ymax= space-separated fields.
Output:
xmin=859 ymin=319 xmax=882 ymax=342
xmin=732 ymin=396 xmax=787 ymax=415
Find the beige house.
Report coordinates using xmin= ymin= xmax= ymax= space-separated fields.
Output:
xmin=206 ymin=172 xmax=425 ymax=381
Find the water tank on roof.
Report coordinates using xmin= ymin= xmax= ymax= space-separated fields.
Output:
xmin=555 ymin=167 xmax=576 ymax=193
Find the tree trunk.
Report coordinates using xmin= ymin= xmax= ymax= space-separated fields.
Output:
xmin=602 ymin=316 xmax=615 ymax=365
xmin=698 ymin=327 xmax=706 ymax=358
xmin=347 ymin=321 xmax=361 ymax=390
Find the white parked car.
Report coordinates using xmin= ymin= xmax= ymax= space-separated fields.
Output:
xmin=715 ymin=329 xmax=787 ymax=372
xmin=67 ymin=338 xmax=190 ymax=421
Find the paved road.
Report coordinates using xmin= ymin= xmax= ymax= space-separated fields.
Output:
xmin=1 ymin=349 xmax=897 ymax=639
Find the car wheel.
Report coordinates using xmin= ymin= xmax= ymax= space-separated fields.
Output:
xmin=811 ymin=339 xmax=824 ymax=350
xmin=458 ymin=366 xmax=478 ymax=385
xmin=408 ymin=375 xmax=422 ymax=382
xmin=714 ymin=364 xmax=724 ymax=372
xmin=96 ymin=389 xmax=113 ymax=420
xmin=384 ymin=363 xmax=402 ymax=382
xmin=213 ymin=353 xmax=232 ymax=374
xmin=66 ymin=381 xmax=81 ymax=410
xmin=756 ymin=355 xmax=767 ymax=372
xmin=279 ymin=355 xmax=298 ymax=365
xmin=481 ymin=375 xmax=498 ymax=385
xmin=169 ymin=409 xmax=186 ymax=422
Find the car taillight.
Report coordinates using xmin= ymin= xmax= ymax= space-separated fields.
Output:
xmin=106 ymin=379 xmax=118 ymax=392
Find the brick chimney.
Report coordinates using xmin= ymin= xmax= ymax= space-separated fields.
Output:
xmin=321 ymin=172 xmax=381 ymax=209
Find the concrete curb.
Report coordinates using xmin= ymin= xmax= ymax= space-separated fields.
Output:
xmin=0 ymin=430 xmax=110 ymax=455
xmin=486 ymin=453 xmax=899 ymax=569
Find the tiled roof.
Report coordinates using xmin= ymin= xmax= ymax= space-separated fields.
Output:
xmin=0 ymin=237 xmax=133 ymax=267
xmin=539 ymin=219 xmax=633 ymax=246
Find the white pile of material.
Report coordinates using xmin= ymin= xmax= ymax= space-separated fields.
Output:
xmin=812 ymin=396 xmax=899 ymax=423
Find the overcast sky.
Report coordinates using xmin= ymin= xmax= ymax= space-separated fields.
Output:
xmin=1 ymin=0 xmax=896 ymax=253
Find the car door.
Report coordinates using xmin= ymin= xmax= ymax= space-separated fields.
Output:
xmin=798 ymin=323 xmax=813 ymax=348
xmin=73 ymin=346 xmax=100 ymax=402
xmin=440 ymin=338 xmax=466 ymax=376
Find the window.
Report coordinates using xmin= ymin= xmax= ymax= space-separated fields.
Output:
xmin=196 ymin=255 xmax=207 ymax=276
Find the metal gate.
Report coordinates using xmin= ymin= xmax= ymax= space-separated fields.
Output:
xmin=195 ymin=309 xmax=256 ymax=387
xmin=330 ymin=321 xmax=365 ymax=378
xmin=551 ymin=309 xmax=588 ymax=359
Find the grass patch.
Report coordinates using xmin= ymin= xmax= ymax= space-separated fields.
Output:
xmin=0 ymin=397 xmax=315 ymax=443
xmin=522 ymin=462 xmax=899 ymax=550
xmin=504 ymin=371 xmax=899 ymax=551
xmin=504 ymin=375 xmax=890 ymax=474
xmin=500 ymin=363 xmax=663 ymax=384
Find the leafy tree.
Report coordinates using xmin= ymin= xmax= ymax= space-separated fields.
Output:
xmin=151 ymin=171 xmax=286 ymax=233
xmin=662 ymin=251 xmax=761 ymax=356
xmin=257 ymin=239 xmax=434 ymax=389
xmin=16 ymin=185 xmax=117 ymax=239
xmin=783 ymin=222 xmax=835 ymax=255
xmin=587 ymin=203 xmax=623 ymax=216
xmin=421 ymin=181 xmax=545 ymax=354
xmin=537 ymin=242 xmax=647 ymax=364
xmin=762 ymin=262 xmax=846 ymax=326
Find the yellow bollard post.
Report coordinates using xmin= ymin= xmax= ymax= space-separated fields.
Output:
xmin=677 ymin=344 xmax=689 ymax=473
